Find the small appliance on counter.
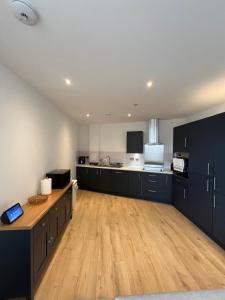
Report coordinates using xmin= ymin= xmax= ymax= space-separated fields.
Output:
xmin=46 ymin=169 xmax=71 ymax=189
xmin=78 ymin=156 xmax=86 ymax=164
xmin=1 ymin=203 xmax=24 ymax=225
xmin=172 ymin=153 xmax=189 ymax=177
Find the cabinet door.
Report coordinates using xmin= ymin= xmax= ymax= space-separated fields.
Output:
xmin=129 ymin=172 xmax=142 ymax=197
xmin=77 ymin=167 xmax=90 ymax=189
xmin=213 ymin=113 xmax=225 ymax=195
xmin=127 ymin=131 xmax=143 ymax=153
xmin=213 ymin=193 xmax=225 ymax=247
xmin=188 ymin=118 xmax=214 ymax=176
xmin=111 ymin=171 xmax=129 ymax=195
xmin=89 ymin=168 xmax=101 ymax=190
xmin=99 ymin=168 xmax=111 ymax=191
xmin=48 ymin=206 xmax=59 ymax=251
xmin=189 ymin=172 xmax=213 ymax=234
xmin=173 ymin=124 xmax=189 ymax=153
xmin=173 ymin=176 xmax=188 ymax=215
xmin=58 ymin=196 xmax=66 ymax=234
xmin=65 ymin=188 xmax=73 ymax=220
xmin=33 ymin=215 xmax=49 ymax=284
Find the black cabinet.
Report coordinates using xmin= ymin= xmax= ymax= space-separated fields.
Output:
xmin=33 ymin=215 xmax=49 ymax=285
xmin=89 ymin=168 xmax=101 ymax=190
xmin=127 ymin=131 xmax=143 ymax=153
xmin=129 ymin=172 xmax=142 ymax=197
xmin=212 ymin=193 xmax=225 ymax=247
xmin=173 ymin=124 xmax=189 ymax=153
xmin=33 ymin=187 xmax=72 ymax=286
xmin=173 ymin=175 xmax=188 ymax=216
xmin=77 ymin=166 xmax=172 ymax=203
xmin=173 ymin=112 xmax=225 ymax=250
xmin=77 ymin=167 xmax=90 ymax=189
xmin=65 ymin=187 xmax=73 ymax=219
xmin=188 ymin=118 xmax=214 ymax=175
xmin=58 ymin=196 xmax=66 ymax=234
xmin=98 ymin=168 xmax=111 ymax=191
xmin=141 ymin=172 xmax=172 ymax=203
xmin=0 ymin=185 xmax=73 ymax=300
xmin=111 ymin=170 xmax=129 ymax=195
xmin=188 ymin=172 xmax=213 ymax=234
xmin=213 ymin=113 xmax=225 ymax=196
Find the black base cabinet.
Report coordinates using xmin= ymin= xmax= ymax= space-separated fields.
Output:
xmin=173 ymin=175 xmax=189 ymax=216
xmin=77 ymin=166 xmax=172 ymax=204
xmin=0 ymin=186 xmax=73 ymax=300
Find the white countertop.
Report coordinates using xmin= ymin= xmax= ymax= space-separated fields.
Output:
xmin=76 ymin=164 xmax=173 ymax=175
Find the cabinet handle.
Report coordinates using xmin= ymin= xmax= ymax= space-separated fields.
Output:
xmin=148 ymin=174 xmax=157 ymax=177
xmin=148 ymin=189 xmax=157 ymax=193
xmin=214 ymin=177 xmax=216 ymax=191
xmin=115 ymin=171 xmax=122 ymax=174
xmin=206 ymin=179 xmax=209 ymax=192
xmin=42 ymin=222 xmax=46 ymax=227
xmin=48 ymin=239 xmax=52 ymax=244
xmin=148 ymin=179 xmax=157 ymax=183
xmin=184 ymin=137 xmax=187 ymax=148
xmin=184 ymin=189 xmax=186 ymax=199
xmin=207 ymin=163 xmax=210 ymax=175
xmin=55 ymin=207 xmax=58 ymax=211
xmin=213 ymin=194 xmax=216 ymax=209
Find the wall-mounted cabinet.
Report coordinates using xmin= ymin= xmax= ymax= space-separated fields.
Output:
xmin=173 ymin=124 xmax=189 ymax=153
xmin=126 ymin=131 xmax=143 ymax=153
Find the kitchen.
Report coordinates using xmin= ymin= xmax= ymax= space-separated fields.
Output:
xmin=1 ymin=1 xmax=225 ymax=300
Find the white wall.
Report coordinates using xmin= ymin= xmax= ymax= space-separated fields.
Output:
xmin=185 ymin=103 xmax=225 ymax=123
xmin=82 ymin=120 xmax=184 ymax=168
xmin=78 ymin=125 xmax=89 ymax=152
xmin=0 ymin=64 xmax=78 ymax=214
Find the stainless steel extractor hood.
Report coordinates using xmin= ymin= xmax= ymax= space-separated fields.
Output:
xmin=144 ymin=119 xmax=164 ymax=171
xmin=147 ymin=119 xmax=160 ymax=144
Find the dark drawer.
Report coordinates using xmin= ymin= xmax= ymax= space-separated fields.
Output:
xmin=142 ymin=177 xmax=163 ymax=190
xmin=142 ymin=172 xmax=163 ymax=180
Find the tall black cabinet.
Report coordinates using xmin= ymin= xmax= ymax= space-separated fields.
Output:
xmin=173 ymin=112 xmax=225 ymax=249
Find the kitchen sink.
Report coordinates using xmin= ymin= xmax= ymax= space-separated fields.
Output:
xmin=97 ymin=163 xmax=123 ymax=168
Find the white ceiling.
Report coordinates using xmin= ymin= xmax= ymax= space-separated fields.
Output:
xmin=0 ymin=0 xmax=225 ymax=124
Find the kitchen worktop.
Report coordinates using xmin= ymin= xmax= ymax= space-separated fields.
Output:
xmin=76 ymin=164 xmax=173 ymax=175
xmin=0 ymin=182 xmax=73 ymax=231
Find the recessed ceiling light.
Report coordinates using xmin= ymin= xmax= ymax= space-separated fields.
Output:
xmin=86 ymin=113 xmax=90 ymax=118
xmin=128 ymin=113 xmax=132 ymax=117
xmin=64 ymin=78 xmax=72 ymax=86
xmin=147 ymin=81 xmax=153 ymax=88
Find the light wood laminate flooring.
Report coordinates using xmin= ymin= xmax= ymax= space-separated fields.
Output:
xmin=36 ymin=190 xmax=225 ymax=300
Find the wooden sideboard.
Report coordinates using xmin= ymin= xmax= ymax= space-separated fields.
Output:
xmin=0 ymin=183 xmax=73 ymax=300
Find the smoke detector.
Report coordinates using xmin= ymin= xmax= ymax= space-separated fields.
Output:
xmin=10 ymin=0 xmax=38 ymax=25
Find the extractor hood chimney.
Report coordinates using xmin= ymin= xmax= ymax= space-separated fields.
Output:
xmin=147 ymin=119 xmax=160 ymax=144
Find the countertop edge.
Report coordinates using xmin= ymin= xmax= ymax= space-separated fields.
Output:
xmin=0 ymin=182 xmax=73 ymax=231
xmin=76 ymin=164 xmax=173 ymax=175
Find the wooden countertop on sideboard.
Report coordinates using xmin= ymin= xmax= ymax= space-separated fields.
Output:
xmin=0 ymin=182 xmax=72 ymax=231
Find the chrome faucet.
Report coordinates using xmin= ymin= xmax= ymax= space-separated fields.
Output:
xmin=105 ymin=155 xmax=111 ymax=166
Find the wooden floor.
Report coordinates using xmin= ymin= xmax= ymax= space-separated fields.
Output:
xmin=35 ymin=190 xmax=225 ymax=300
